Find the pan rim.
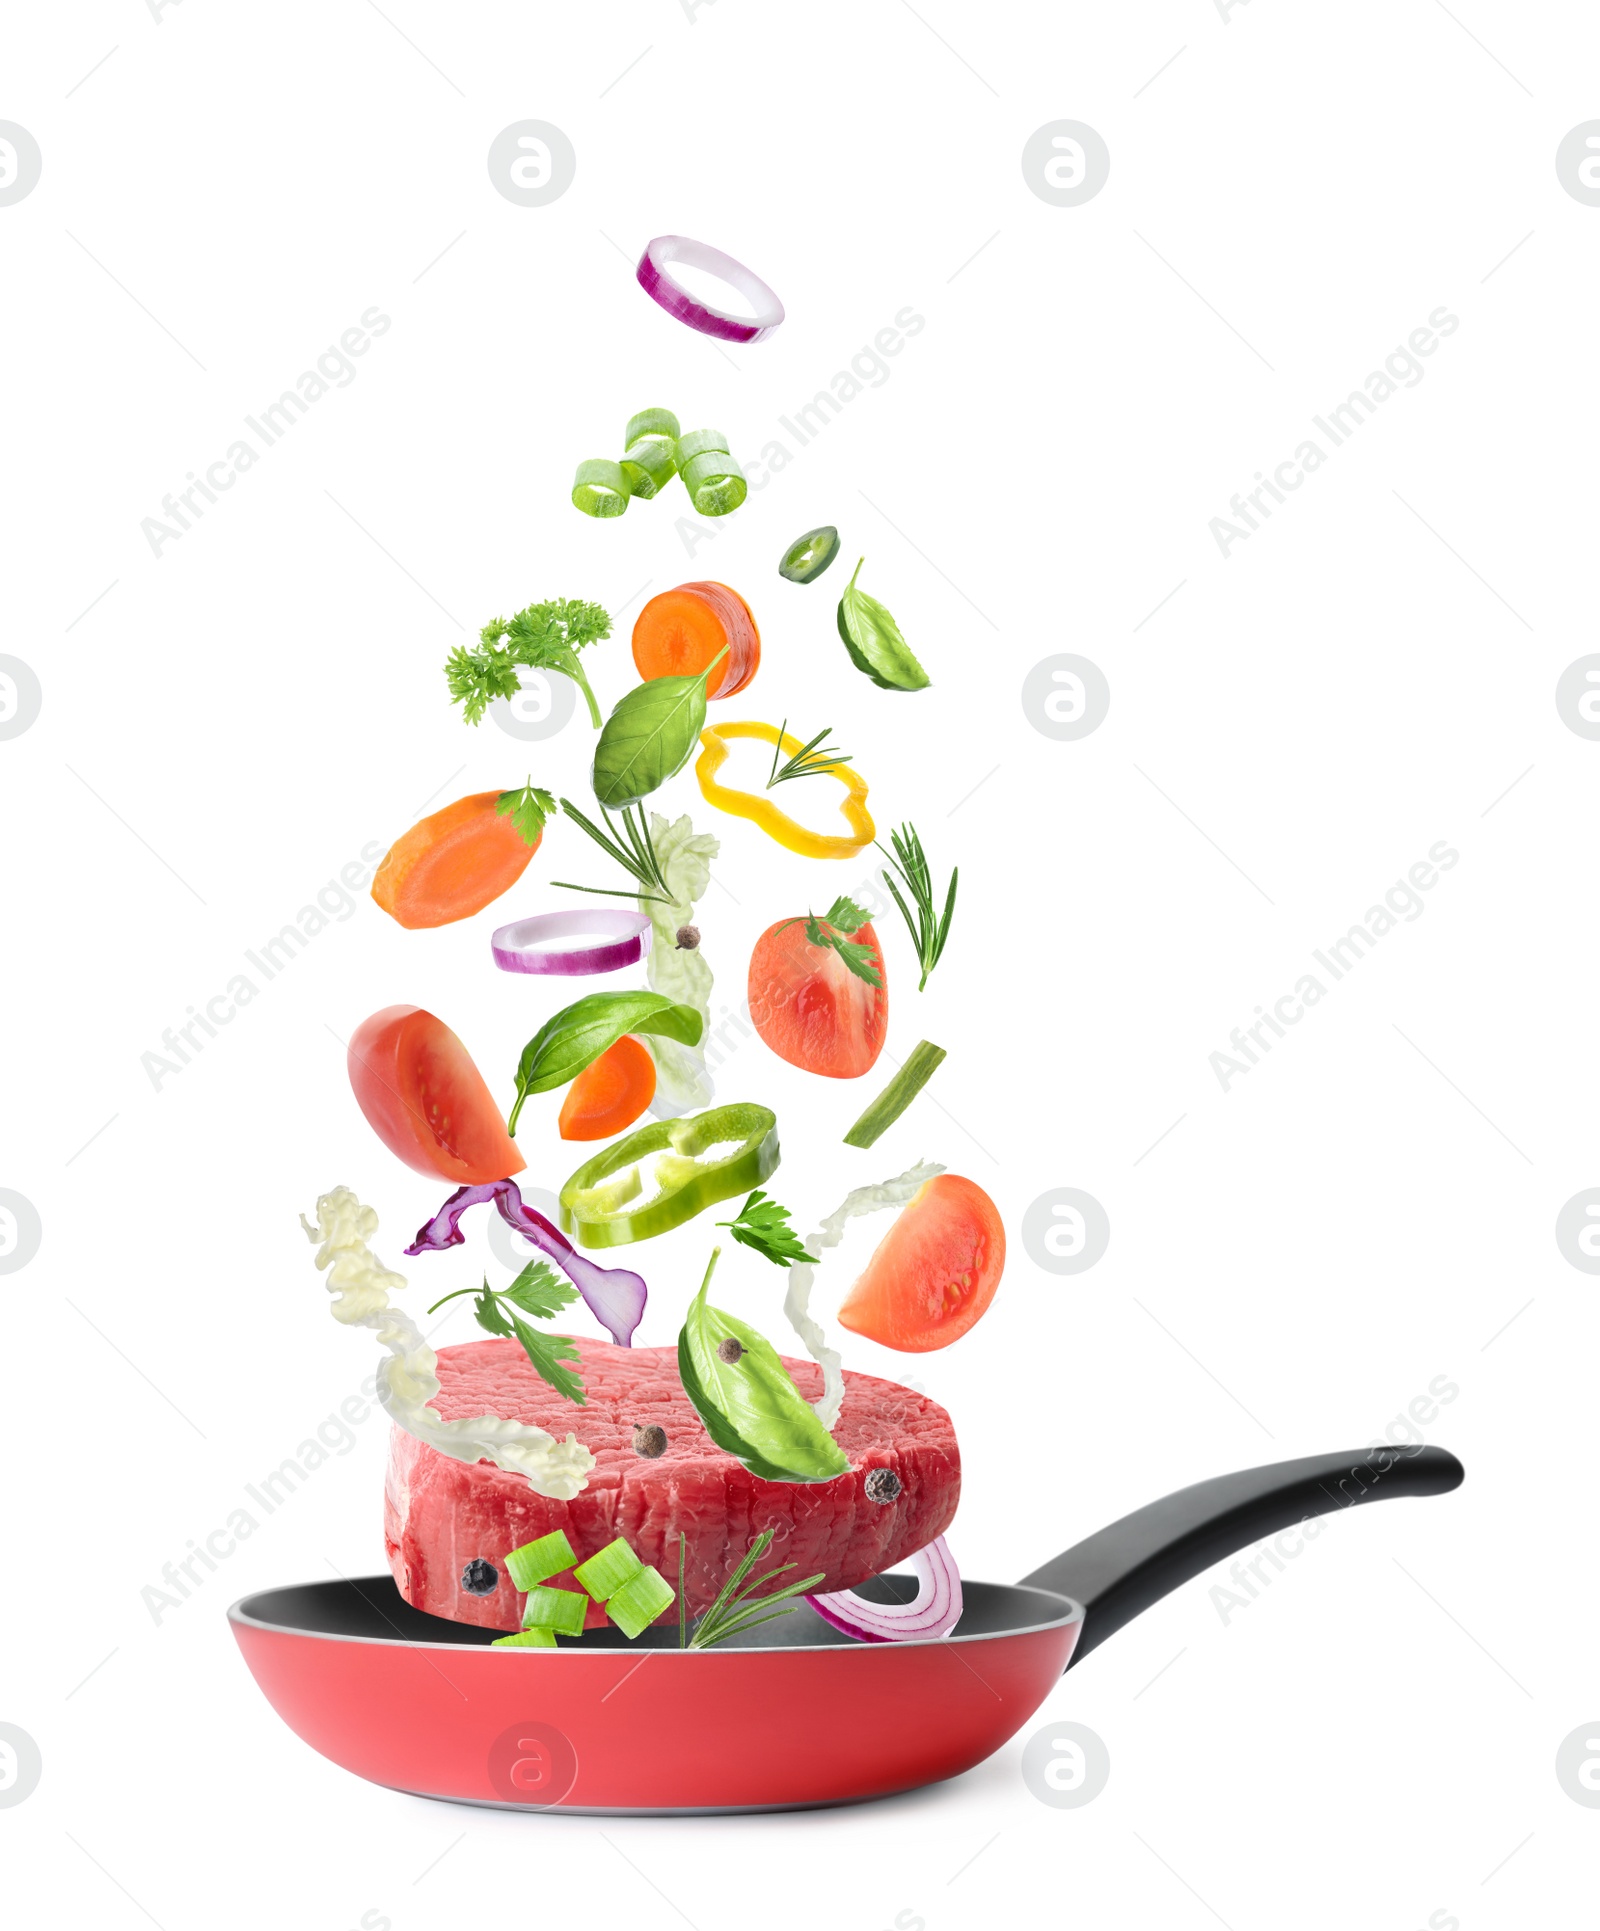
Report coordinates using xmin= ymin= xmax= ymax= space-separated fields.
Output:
xmin=226 ymin=1575 xmax=1086 ymax=1655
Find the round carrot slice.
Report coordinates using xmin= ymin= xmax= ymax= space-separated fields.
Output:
xmin=632 ymin=581 xmax=760 ymax=697
xmin=836 ymin=1175 xmax=1005 ymax=1352
xmin=557 ymin=1034 xmax=657 ymax=1141
xmin=371 ymin=791 xmax=540 ymax=930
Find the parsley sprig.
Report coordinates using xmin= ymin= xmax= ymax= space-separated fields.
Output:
xmin=716 ymin=1189 xmax=811 ymax=1268
xmin=427 ymin=1261 xmax=586 ymax=1405
xmin=781 ymin=895 xmax=882 ymax=988
xmin=496 ymin=779 xmax=556 ymax=847
xmin=765 ymin=720 xmax=852 ymax=789
xmin=447 ymin=598 xmax=612 ymax=729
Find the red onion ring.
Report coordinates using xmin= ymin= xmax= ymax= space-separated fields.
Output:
xmin=807 ymin=1535 xmax=963 ymax=1643
xmin=491 ymin=909 xmax=653 ymax=977
xmin=636 ymin=235 xmax=785 ymax=345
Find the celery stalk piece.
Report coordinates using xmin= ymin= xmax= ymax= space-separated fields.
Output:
xmin=607 ymin=1565 xmax=677 ymax=1639
xmin=492 ymin=1627 xmax=558 ymax=1648
xmin=521 ymin=1585 xmax=589 ymax=1636
xmin=504 ymin=1530 xmax=578 ymax=1592
xmin=842 ymin=1041 xmax=947 ymax=1149
xmin=573 ymin=1536 xmax=644 ymax=1602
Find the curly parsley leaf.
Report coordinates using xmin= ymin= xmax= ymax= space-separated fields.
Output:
xmin=497 ymin=779 xmax=557 ymax=848
xmin=716 ymin=1190 xmax=812 ymax=1268
xmin=447 ymin=598 xmax=612 ymax=729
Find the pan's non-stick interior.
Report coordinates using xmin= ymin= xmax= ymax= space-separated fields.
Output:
xmin=238 ymin=1575 xmax=1078 ymax=1652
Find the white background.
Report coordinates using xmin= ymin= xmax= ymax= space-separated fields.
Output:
xmin=3 ymin=2 xmax=1597 ymax=1926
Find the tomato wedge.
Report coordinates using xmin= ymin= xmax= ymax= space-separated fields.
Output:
xmin=836 ymin=1175 xmax=1005 ymax=1352
xmin=347 ymin=1004 xmax=524 ymax=1184
xmin=558 ymin=1034 xmax=657 ymax=1141
xmin=747 ymin=916 xmax=887 ymax=1078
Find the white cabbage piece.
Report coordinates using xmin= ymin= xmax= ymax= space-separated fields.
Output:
xmin=640 ymin=811 xmax=720 ymax=1117
xmin=301 ymin=1185 xmax=595 ymax=1500
xmin=784 ymin=1160 xmax=947 ymax=1428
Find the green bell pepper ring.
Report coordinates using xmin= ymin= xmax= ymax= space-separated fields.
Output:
xmin=558 ymin=1102 xmax=780 ymax=1249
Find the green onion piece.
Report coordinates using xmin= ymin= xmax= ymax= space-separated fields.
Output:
xmin=607 ymin=1565 xmax=677 ymax=1639
xmin=842 ymin=1040 xmax=947 ymax=1150
xmin=625 ymin=407 xmax=680 ymax=446
xmin=779 ymin=525 xmax=840 ymax=584
xmin=521 ymin=1585 xmax=589 ymax=1636
xmin=675 ymin=426 xmax=730 ymax=464
xmin=573 ymin=1536 xmax=644 ymax=1602
xmin=572 ymin=458 xmax=629 ymax=518
xmin=620 ymin=439 xmax=678 ymax=499
xmin=491 ymin=1627 xmax=557 ymax=1648
xmin=682 ymin=450 xmax=747 ymax=517
xmin=504 ymin=1529 xmax=578 ymax=1591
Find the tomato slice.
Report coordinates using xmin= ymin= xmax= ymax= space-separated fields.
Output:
xmin=836 ymin=1175 xmax=1005 ymax=1352
xmin=558 ymin=1034 xmax=657 ymax=1141
xmin=347 ymin=1005 xmax=525 ymax=1185
xmin=747 ymin=916 xmax=887 ymax=1078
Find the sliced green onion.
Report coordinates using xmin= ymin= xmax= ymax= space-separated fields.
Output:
xmin=682 ymin=449 xmax=747 ymax=516
xmin=572 ymin=458 xmax=630 ymax=518
xmin=843 ymin=1040 xmax=947 ymax=1150
xmin=573 ymin=1536 xmax=644 ymax=1601
xmin=521 ymin=1585 xmax=589 ymax=1636
xmin=676 ymin=426 xmax=730 ymax=464
xmin=625 ymin=407 xmax=680 ymax=446
xmin=779 ymin=525 xmax=840 ymax=584
xmin=620 ymin=439 xmax=678 ymax=499
xmin=607 ymin=1565 xmax=676 ymax=1639
xmin=491 ymin=1626 xmax=557 ymax=1648
xmin=504 ymin=1529 xmax=577 ymax=1592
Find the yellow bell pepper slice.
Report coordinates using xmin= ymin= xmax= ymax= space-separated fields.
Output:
xmin=695 ymin=721 xmax=875 ymax=859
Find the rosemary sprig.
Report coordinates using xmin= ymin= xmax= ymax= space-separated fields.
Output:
xmin=877 ymin=823 xmax=957 ymax=992
xmin=766 ymin=719 xmax=852 ymax=789
xmin=553 ymin=797 xmax=674 ymax=906
xmin=680 ymin=1529 xmax=827 ymax=1650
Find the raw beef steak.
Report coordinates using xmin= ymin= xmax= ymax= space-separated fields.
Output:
xmin=384 ymin=1336 xmax=960 ymax=1632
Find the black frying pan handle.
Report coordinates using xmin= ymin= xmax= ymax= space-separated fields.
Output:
xmin=1017 ymin=1444 xmax=1465 ymax=1667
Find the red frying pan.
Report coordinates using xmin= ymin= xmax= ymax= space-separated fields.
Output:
xmin=229 ymin=1445 xmax=1462 ymax=1814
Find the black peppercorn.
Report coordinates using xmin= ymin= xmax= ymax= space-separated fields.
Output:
xmin=864 ymin=1468 xmax=902 ymax=1504
xmin=460 ymin=1557 xmax=500 ymax=1595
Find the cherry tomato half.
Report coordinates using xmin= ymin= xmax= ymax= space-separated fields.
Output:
xmin=747 ymin=916 xmax=887 ymax=1078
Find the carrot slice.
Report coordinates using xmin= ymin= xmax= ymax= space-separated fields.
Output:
xmin=632 ymin=581 xmax=760 ymax=697
xmin=558 ymin=1035 xmax=657 ymax=1141
xmin=371 ymin=791 xmax=540 ymax=930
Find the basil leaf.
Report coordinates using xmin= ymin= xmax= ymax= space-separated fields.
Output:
xmin=837 ymin=558 xmax=931 ymax=693
xmin=677 ymin=1275 xmax=850 ymax=1484
xmin=592 ymin=653 xmax=725 ymax=808
xmin=512 ymin=991 xmax=703 ymax=1126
